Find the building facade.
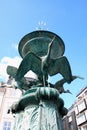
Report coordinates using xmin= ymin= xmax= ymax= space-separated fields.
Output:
xmin=63 ymin=105 xmax=78 ymax=130
xmin=63 ymin=86 xmax=87 ymax=130
xmin=74 ymin=86 xmax=87 ymax=130
xmin=0 ymin=83 xmax=22 ymax=130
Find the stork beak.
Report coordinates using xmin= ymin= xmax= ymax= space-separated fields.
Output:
xmin=68 ymin=90 xmax=72 ymax=94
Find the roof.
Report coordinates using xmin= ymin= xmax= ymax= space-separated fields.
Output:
xmin=76 ymin=86 xmax=87 ymax=97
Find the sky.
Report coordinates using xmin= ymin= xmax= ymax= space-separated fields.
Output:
xmin=0 ymin=0 xmax=87 ymax=108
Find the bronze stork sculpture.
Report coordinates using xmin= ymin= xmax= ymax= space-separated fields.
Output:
xmin=6 ymin=30 xmax=83 ymax=130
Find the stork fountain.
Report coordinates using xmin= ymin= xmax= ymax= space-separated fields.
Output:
xmin=7 ymin=30 xmax=77 ymax=130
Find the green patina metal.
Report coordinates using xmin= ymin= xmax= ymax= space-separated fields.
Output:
xmin=7 ymin=30 xmax=76 ymax=130
xmin=18 ymin=30 xmax=65 ymax=58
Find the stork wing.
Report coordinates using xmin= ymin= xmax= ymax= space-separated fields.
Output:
xmin=72 ymin=75 xmax=84 ymax=80
xmin=7 ymin=65 xmax=28 ymax=85
xmin=54 ymin=75 xmax=84 ymax=89
xmin=15 ymin=52 xmax=42 ymax=80
xmin=48 ymin=56 xmax=72 ymax=83
xmin=7 ymin=65 xmax=18 ymax=78
xmin=54 ymin=78 xmax=66 ymax=88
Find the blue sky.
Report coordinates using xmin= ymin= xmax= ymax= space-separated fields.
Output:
xmin=0 ymin=0 xmax=87 ymax=108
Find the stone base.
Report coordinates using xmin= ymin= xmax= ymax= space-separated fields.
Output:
xmin=12 ymin=87 xmax=66 ymax=130
xmin=13 ymin=101 xmax=64 ymax=130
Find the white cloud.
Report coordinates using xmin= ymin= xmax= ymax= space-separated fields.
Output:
xmin=0 ymin=56 xmax=22 ymax=82
xmin=1 ymin=56 xmax=22 ymax=67
xmin=0 ymin=56 xmax=38 ymax=82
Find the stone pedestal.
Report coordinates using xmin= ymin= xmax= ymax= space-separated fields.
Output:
xmin=12 ymin=87 xmax=67 ymax=130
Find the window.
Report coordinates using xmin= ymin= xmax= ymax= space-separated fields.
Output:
xmin=3 ymin=121 xmax=11 ymax=130
xmin=77 ymin=113 xmax=86 ymax=125
xmin=78 ymin=100 xmax=86 ymax=112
